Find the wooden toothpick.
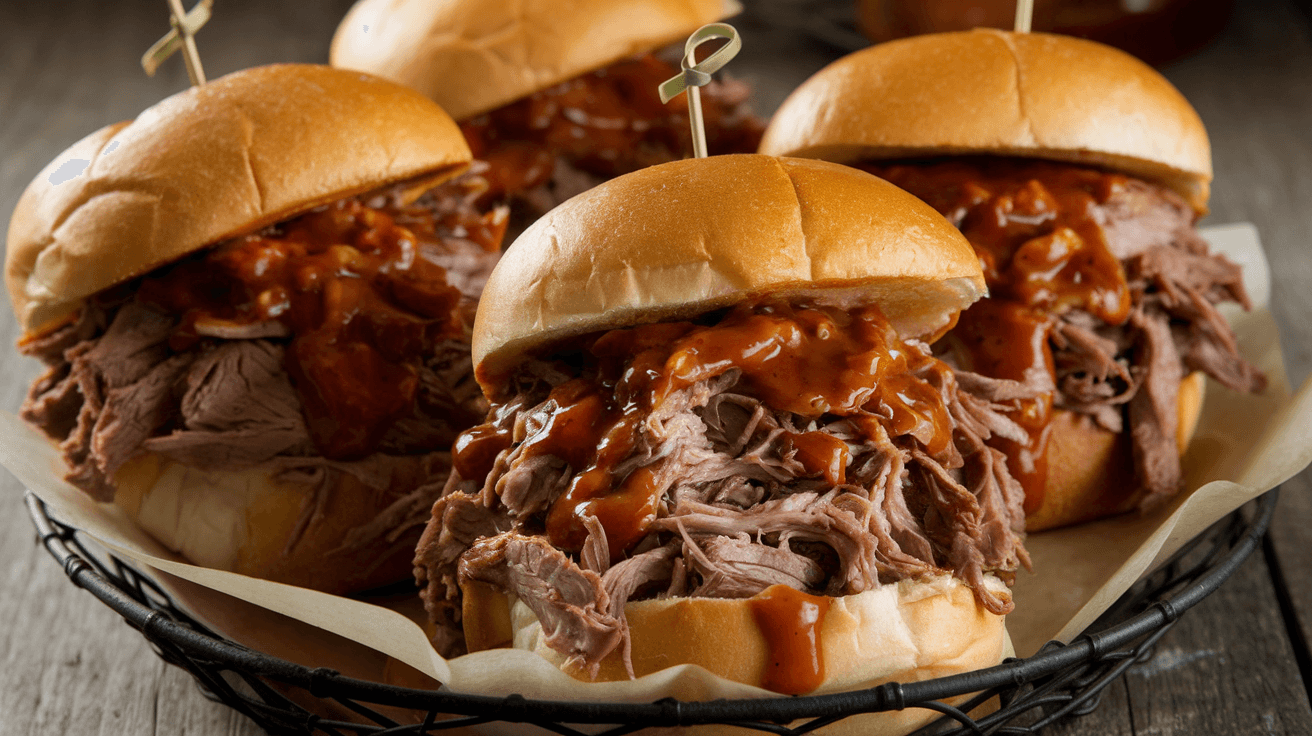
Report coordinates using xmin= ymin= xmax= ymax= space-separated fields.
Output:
xmin=1014 ymin=0 xmax=1034 ymax=33
xmin=142 ymin=0 xmax=212 ymax=86
xmin=658 ymin=23 xmax=743 ymax=159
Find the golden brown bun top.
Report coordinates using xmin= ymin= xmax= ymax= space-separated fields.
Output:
xmin=330 ymin=0 xmax=739 ymax=121
xmin=472 ymin=154 xmax=984 ymax=389
xmin=759 ymin=29 xmax=1212 ymax=212
xmin=6 ymin=63 xmax=471 ymax=335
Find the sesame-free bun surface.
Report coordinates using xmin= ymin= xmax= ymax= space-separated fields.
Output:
xmin=464 ymin=574 xmax=1010 ymax=736
xmin=472 ymin=154 xmax=985 ymax=390
xmin=330 ymin=0 xmax=738 ymax=121
xmin=759 ymin=29 xmax=1212 ymax=212
xmin=1028 ymin=372 xmax=1205 ymax=531
xmin=112 ymin=452 xmax=441 ymax=595
xmin=6 ymin=64 xmax=471 ymax=336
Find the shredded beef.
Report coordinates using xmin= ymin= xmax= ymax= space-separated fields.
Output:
xmin=513 ymin=159 xmax=607 ymax=230
xmin=1048 ymin=183 xmax=1264 ymax=498
xmin=418 ymin=346 xmax=1036 ymax=671
xmin=143 ymin=340 xmax=311 ymax=467
xmin=18 ymin=299 xmax=107 ymax=364
xmin=458 ymin=533 xmax=623 ymax=677
xmin=1126 ymin=244 xmax=1265 ymax=395
xmin=1127 ymin=308 xmax=1184 ymax=504
xmin=1031 ymin=178 xmax=1263 ymax=500
xmin=23 ymin=363 xmax=82 ymax=442
xmin=1050 ymin=313 xmax=1137 ymax=433
xmin=878 ymin=161 xmax=1264 ymax=508
xmin=599 ymin=542 xmax=680 ymax=677
xmin=20 ymin=303 xmax=179 ymax=498
xmin=19 ymin=186 xmax=499 ymax=562
xmin=1097 ymin=179 xmax=1201 ymax=260
xmin=685 ymin=534 xmax=825 ymax=599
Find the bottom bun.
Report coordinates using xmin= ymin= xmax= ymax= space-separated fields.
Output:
xmin=1026 ymin=371 xmax=1205 ymax=532
xmin=113 ymin=452 xmax=444 ymax=595
xmin=465 ymin=574 xmax=1011 ymax=736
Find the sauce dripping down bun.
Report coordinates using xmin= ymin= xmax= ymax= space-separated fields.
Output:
xmin=415 ymin=155 xmax=1031 ymax=731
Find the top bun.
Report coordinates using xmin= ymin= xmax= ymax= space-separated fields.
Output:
xmin=758 ymin=29 xmax=1212 ymax=212
xmin=6 ymin=64 xmax=471 ymax=336
xmin=329 ymin=0 xmax=739 ymax=121
xmin=472 ymin=154 xmax=983 ymax=390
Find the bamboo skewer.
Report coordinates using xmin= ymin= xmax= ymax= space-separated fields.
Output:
xmin=1015 ymin=0 xmax=1035 ymax=33
xmin=658 ymin=23 xmax=743 ymax=159
xmin=142 ymin=0 xmax=212 ymax=85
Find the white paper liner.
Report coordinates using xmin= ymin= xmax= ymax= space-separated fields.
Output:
xmin=4 ymin=224 xmax=1308 ymax=708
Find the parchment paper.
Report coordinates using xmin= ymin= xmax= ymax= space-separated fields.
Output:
xmin=3 ymin=223 xmax=1307 ymax=704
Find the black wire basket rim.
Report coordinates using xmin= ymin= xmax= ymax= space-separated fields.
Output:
xmin=24 ymin=488 xmax=1277 ymax=728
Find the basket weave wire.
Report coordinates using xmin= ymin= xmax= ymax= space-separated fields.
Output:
xmin=25 ymin=488 xmax=1276 ymax=735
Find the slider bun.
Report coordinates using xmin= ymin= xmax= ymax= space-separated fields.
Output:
xmin=6 ymin=63 xmax=471 ymax=337
xmin=758 ymin=29 xmax=1211 ymax=212
xmin=463 ymin=573 xmax=1011 ymax=736
xmin=472 ymin=154 xmax=985 ymax=393
xmin=1028 ymin=371 xmax=1205 ymax=532
xmin=329 ymin=0 xmax=739 ymax=121
xmin=112 ymin=452 xmax=433 ymax=595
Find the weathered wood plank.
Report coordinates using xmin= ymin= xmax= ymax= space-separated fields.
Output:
xmin=1267 ymin=470 xmax=1312 ymax=699
xmin=1043 ymin=547 xmax=1312 ymax=736
xmin=1118 ymin=551 xmax=1312 ymax=734
xmin=0 ymin=1 xmax=351 ymax=734
xmin=1163 ymin=0 xmax=1312 ymax=702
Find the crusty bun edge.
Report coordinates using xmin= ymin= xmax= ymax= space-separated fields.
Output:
xmin=462 ymin=575 xmax=1011 ymax=734
xmin=463 ymin=573 xmax=1008 ymax=695
xmin=7 ymin=63 xmax=471 ymax=336
xmin=1027 ymin=371 xmax=1206 ymax=532
xmin=472 ymin=154 xmax=985 ymax=393
xmin=758 ymin=29 xmax=1211 ymax=212
xmin=112 ymin=452 xmax=433 ymax=595
xmin=330 ymin=0 xmax=740 ymax=121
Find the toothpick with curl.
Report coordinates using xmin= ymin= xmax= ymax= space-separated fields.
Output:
xmin=658 ymin=23 xmax=743 ymax=159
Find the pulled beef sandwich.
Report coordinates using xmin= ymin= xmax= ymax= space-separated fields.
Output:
xmin=7 ymin=65 xmax=506 ymax=594
xmin=330 ymin=0 xmax=764 ymax=230
xmin=415 ymin=154 xmax=1035 ymax=701
xmin=760 ymin=29 xmax=1265 ymax=531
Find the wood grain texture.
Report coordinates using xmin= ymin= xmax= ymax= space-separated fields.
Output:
xmin=0 ymin=0 xmax=1309 ymax=734
xmin=1047 ymin=553 xmax=1312 ymax=736
xmin=0 ymin=1 xmax=352 ymax=734
xmin=1167 ymin=0 xmax=1312 ymax=387
xmin=1268 ymin=470 xmax=1312 ymax=702
xmin=1165 ymin=0 xmax=1312 ymax=706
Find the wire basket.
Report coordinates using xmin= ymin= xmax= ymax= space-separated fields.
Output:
xmin=25 ymin=487 xmax=1276 ymax=735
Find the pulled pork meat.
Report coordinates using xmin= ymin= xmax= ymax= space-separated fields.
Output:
xmin=868 ymin=159 xmax=1265 ymax=507
xmin=461 ymin=53 xmax=765 ymax=231
xmin=20 ymin=179 xmax=502 ymax=560
xmin=416 ymin=301 xmax=1034 ymax=675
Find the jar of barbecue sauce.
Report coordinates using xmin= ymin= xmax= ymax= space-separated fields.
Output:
xmin=857 ymin=0 xmax=1234 ymax=66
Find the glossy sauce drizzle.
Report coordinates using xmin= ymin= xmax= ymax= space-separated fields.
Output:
xmin=138 ymin=196 xmax=504 ymax=459
xmin=461 ymin=54 xmax=763 ymax=202
xmin=456 ymin=302 xmax=957 ymax=560
xmin=749 ymin=585 xmax=832 ymax=695
xmin=866 ymin=159 xmax=1134 ymax=511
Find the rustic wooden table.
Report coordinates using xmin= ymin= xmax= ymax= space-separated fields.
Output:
xmin=1 ymin=0 xmax=1310 ymax=733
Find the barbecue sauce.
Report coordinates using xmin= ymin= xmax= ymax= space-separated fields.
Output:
xmin=749 ymin=585 xmax=832 ymax=695
xmin=461 ymin=54 xmax=763 ymax=203
xmin=456 ymin=302 xmax=957 ymax=561
xmin=867 ymin=159 xmax=1133 ymax=511
xmin=138 ymin=195 xmax=504 ymax=459
xmin=948 ymin=299 xmax=1055 ymax=515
